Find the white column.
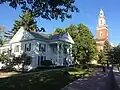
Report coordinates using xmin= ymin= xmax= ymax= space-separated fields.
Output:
xmin=57 ymin=43 xmax=59 ymax=66
xmin=61 ymin=43 xmax=63 ymax=66
xmin=70 ymin=44 xmax=72 ymax=57
xmin=70 ymin=44 xmax=73 ymax=64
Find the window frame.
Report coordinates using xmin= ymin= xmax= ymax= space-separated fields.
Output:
xmin=14 ymin=45 xmax=19 ymax=52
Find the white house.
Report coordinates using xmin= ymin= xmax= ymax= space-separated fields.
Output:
xmin=0 ymin=27 xmax=74 ymax=69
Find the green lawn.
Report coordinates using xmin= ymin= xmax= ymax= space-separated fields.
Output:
xmin=0 ymin=67 xmax=91 ymax=90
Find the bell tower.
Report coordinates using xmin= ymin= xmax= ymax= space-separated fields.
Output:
xmin=96 ymin=9 xmax=108 ymax=51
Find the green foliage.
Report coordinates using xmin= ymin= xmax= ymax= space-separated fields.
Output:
xmin=0 ymin=30 xmax=4 ymax=46
xmin=53 ymin=24 xmax=97 ymax=65
xmin=4 ymin=11 xmax=43 ymax=39
xmin=72 ymin=24 xmax=97 ymax=64
xmin=98 ymin=41 xmax=111 ymax=65
xmin=0 ymin=53 xmax=11 ymax=65
xmin=0 ymin=52 xmax=31 ymax=71
xmin=108 ymin=44 xmax=120 ymax=65
xmin=41 ymin=60 xmax=53 ymax=66
xmin=54 ymin=28 xmax=65 ymax=34
xmin=0 ymin=0 xmax=79 ymax=21
xmin=98 ymin=50 xmax=105 ymax=64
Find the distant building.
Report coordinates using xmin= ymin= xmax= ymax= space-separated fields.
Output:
xmin=0 ymin=27 xmax=74 ymax=70
xmin=96 ymin=9 xmax=108 ymax=51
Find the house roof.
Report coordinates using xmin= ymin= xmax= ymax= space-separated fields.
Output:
xmin=49 ymin=32 xmax=66 ymax=40
xmin=7 ymin=27 xmax=74 ymax=44
xmin=29 ymin=31 xmax=74 ymax=44
xmin=29 ymin=31 xmax=49 ymax=40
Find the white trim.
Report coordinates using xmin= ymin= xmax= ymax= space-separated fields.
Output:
xmin=96 ymin=26 xmax=108 ymax=30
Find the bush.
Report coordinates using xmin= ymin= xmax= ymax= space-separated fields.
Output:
xmin=0 ymin=66 xmax=16 ymax=72
xmin=41 ymin=60 xmax=53 ymax=66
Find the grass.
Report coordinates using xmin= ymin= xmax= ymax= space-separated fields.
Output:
xmin=0 ymin=67 xmax=91 ymax=90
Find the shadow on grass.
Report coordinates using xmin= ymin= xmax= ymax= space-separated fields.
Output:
xmin=0 ymin=67 xmax=89 ymax=90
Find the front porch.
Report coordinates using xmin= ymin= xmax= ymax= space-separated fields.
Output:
xmin=49 ymin=41 xmax=73 ymax=66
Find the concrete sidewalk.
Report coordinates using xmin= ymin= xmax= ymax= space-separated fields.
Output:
xmin=113 ymin=72 xmax=120 ymax=90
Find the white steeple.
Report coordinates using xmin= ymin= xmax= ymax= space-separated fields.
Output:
xmin=99 ymin=9 xmax=104 ymax=17
xmin=97 ymin=9 xmax=107 ymax=27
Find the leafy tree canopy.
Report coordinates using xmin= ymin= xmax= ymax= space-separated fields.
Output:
xmin=4 ymin=11 xmax=45 ymax=39
xmin=108 ymin=44 xmax=120 ymax=65
xmin=54 ymin=28 xmax=65 ymax=34
xmin=0 ymin=0 xmax=79 ymax=21
xmin=98 ymin=41 xmax=111 ymax=65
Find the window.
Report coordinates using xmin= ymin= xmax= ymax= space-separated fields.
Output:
xmin=2 ymin=48 xmax=9 ymax=53
xmin=100 ymin=32 xmax=102 ymax=36
xmin=25 ymin=43 xmax=31 ymax=52
xmin=59 ymin=44 xmax=62 ymax=54
xmin=63 ymin=44 xmax=67 ymax=54
xmin=25 ymin=44 xmax=27 ymax=52
xmin=14 ymin=45 xmax=19 ymax=52
xmin=29 ymin=43 xmax=31 ymax=51
xmin=26 ymin=56 xmax=32 ymax=65
xmin=101 ymin=20 xmax=102 ymax=24
xmin=39 ymin=44 xmax=46 ymax=52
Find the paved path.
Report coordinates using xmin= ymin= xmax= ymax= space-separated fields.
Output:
xmin=113 ymin=67 xmax=120 ymax=90
xmin=61 ymin=68 xmax=113 ymax=90
xmin=0 ymin=72 xmax=18 ymax=78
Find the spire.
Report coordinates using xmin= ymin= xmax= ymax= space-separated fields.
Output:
xmin=97 ymin=9 xmax=107 ymax=28
xmin=99 ymin=9 xmax=104 ymax=17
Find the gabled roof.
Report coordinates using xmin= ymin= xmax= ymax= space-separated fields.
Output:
xmin=29 ymin=31 xmax=49 ymax=40
xmin=49 ymin=32 xmax=74 ymax=44
xmin=49 ymin=32 xmax=66 ymax=40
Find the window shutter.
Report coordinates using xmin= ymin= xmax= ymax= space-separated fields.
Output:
xmin=39 ymin=44 xmax=41 ymax=51
xmin=25 ymin=44 xmax=26 ymax=52
xmin=44 ymin=44 xmax=46 ymax=52
xmin=44 ymin=56 xmax=46 ymax=60
xmin=29 ymin=43 xmax=31 ymax=51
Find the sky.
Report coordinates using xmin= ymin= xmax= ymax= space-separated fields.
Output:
xmin=0 ymin=0 xmax=120 ymax=45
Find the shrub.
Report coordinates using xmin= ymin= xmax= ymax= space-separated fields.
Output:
xmin=41 ymin=60 xmax=53 ymax=66
xmin=1 ymin=66 xmax=16 ymax=72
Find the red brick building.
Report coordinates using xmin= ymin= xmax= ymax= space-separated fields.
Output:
xmin=96 ymin=9 xmax=108 ymax=51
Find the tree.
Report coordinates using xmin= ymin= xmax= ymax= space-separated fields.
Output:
xmin=54 ymin=28 xmax=65 ymax=34
xmin=98 ymin=50 xmax=105 ymax=64
xmin=108 ymin=45 xmax=120 ymax=65
xmin=73 ymin=24 xmax=97 ymax=65
xmin=4 ymin=11 xmax=45 ymax=39
xmin=103 ymin=41 xmax=111 ymax=66
xmin=0 ymin=26 xmax=5 ymax=45
xmin=0 ymin=0 xmax=79 ymax=21
xmin=12 ymin=53 xmax=32 ymax=72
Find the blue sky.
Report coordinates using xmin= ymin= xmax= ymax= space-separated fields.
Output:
xmin=0 ymin=0 xmax=120 ymax=45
